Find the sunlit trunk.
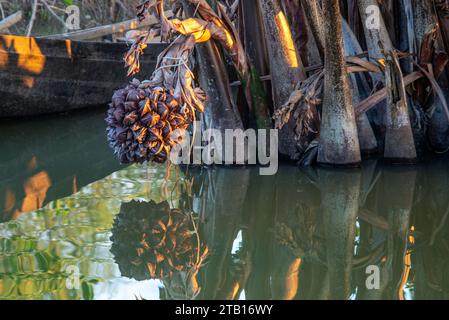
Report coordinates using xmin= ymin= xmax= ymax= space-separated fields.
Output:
xmin=318 ymin=0 xmax=361 ymax=166
xmin=259 ymin=0 xmax=305 ymax=158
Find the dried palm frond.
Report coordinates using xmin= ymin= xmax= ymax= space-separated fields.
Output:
xmin=273 ymin=55 xmax=394 ymax=160
xmin=150 ymin=35 xmax=207 ymax=113
xmin=273 ymin=71 xmax=323 ymax=157
xmin=124 ymin=29 xmax=158 ymax=77
xmin=275 ymin=206 xmax=325 ymax=264
xmin=134 ymin=0 xmax=249 ymax=76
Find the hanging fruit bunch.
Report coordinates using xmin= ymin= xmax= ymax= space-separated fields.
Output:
xmin=106 ymin=0 xmax=249 ymax=164
xmin=110 ymin=200 xmax=208 ymax=281
xmin=106 ymin=78 xmax=199 ymax=164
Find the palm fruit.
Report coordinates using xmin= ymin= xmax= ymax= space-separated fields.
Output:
xmin=106 ymin=79 xmax=196 ymax=164
xmin=110 ymin=200 xmax=199 ymax=281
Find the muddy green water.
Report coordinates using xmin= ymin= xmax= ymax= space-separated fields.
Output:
xmin=1 ymin=109 xmax=449 ymax=300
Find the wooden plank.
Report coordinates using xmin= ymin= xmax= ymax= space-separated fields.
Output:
xmin=44 ymin=11 xmax=172 ymax=41
xmin=0 ymin=11 xmax=23 ymax=33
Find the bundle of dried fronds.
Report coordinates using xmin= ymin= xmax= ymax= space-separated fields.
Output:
xmin=110 ymin=200 xmax=208 ymax=281
xmin=128 ymin=0 xmax=258 ymax=118
xmin=273 ymin=57 xmax=384 ymax=161
xmin=106 ymin=78 xmax=203 ymax=163
xmin=273 ymin=71 xmax=323 ymax=158
xmin=131 ymin=0 xmax=249 ymax=77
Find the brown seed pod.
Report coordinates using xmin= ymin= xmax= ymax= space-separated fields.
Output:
xmin=106 ymin=79 xmax=201 ymax=164
xmin=110 ymin=200 xmax=200 ymax=281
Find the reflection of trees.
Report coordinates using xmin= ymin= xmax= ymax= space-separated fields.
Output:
xmin=0 ymin=163 xmax=183 ymax=300
xmin=32 ymin=161 xmax=449 ymax=299
xmin=411 ymin=160 xmax=449 ymax=299
xmin=169 ymin=159 xmax=449 ymax=300
xmin=188 ymin=167 xmax=250 ymax=300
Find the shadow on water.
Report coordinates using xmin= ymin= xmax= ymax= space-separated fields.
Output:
xmin=0 ymin=108 xmax=123 ymax=222
xmin=1 ymin=110 xmax=449 ymax=299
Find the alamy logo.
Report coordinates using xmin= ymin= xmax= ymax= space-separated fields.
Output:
xmin=169 ymin=121 xmax=279 ymax=176
xmin=65 ymin=5 xmax=80 ymax=31
xmin=64 ymin=265 xmax=81 ymax=290
xmin=366 ymin=265 xmax=380 ymax=290
xmin=365 ymin=5 xmax=380 ymax=31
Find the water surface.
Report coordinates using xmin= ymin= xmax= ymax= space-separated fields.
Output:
xmin=1 ymin=109 xmax=449 ymax=300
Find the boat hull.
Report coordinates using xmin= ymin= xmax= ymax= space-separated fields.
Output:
xmin=0 ymin=35 xmax=164 ymax=117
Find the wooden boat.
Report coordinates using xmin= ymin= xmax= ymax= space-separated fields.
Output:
xmin=0 ymin=35 xmax=165 ymax=118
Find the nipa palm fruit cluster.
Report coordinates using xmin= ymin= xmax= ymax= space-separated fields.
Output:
xmin=106 ymin=79 xmax=197 ymax=164
xmin=110 ymin=200 xmax=200 ymax=281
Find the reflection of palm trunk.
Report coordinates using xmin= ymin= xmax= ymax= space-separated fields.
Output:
xmin=271 ymin=167 xmax=325 ymax=300
xmin=320 ymin=169 xmax=362 ymax=299
xmin=196 ymin=167 xmax=250 ymax=299
xmin=383 ymin=168 xmax=416 ymax=300
xmin=244 ymin=168 xmax=276 ymax=299
xmin=412 ymin=159 xmax=449 ymax=299
xmin=358 ymin=167 xmax=416 ymax=300
xmin=271 ymin=249 xmax=302 ymax=300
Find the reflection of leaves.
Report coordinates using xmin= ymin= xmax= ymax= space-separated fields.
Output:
xmin=81 ymin=281 xmax=94 ymax=300
xmin=274 ymin=206 xmax=325 ymax=265
xmin=34 ymin=251 xmax=51 ymax=271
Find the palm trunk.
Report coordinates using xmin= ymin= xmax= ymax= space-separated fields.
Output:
xmin=358 ymin=0 xmax=417 ymax=162
xmin=301 ymin=0 xmax=325 ymax=60
xmin=412 ymin=0 xmax=449 ymax=152
xmin=342 ymin=18 xmax=379 ymax=154
xmin=259 ymin=0 xmax=305 ymax=158
xmin=240 ymin=0 xmax=273 ymax=130
xmin=182 ymin=1 xmax=244 ymax=159
xmin=318 ymin=0 xmax=361 ymax=166
xmin=284 ymin=0 xmax=309 ymax=66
